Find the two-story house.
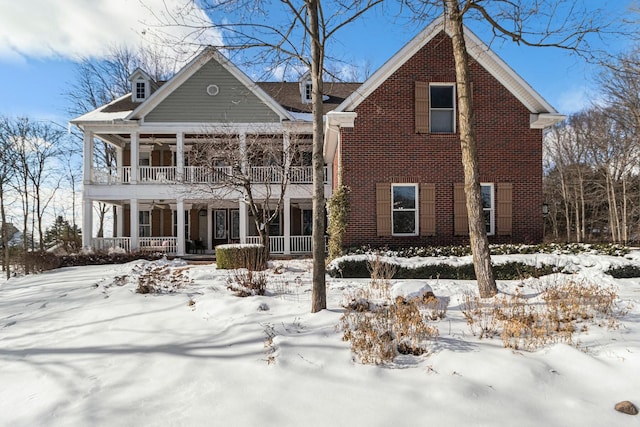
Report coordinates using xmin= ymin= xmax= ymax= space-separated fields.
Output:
xmin=72 ymin=16 xmax=563 ymax=255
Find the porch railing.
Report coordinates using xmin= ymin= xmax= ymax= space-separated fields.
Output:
xmin=92 ymin=237 xmax=131 ymax=252
xmin=138 ymin=237 xmax=178 ymax=253
xmin=244 ymin=235 xmax=323 ymax=254
xmin=91 ymin=235 xmax=319 ymax=255
xmin=91 ymin=166 xmax=328 ymax=185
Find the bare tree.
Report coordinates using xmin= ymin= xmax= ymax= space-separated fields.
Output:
xmin=544 ymin=105 xmax=640 ymax=244
xmin=599 ymin=48 xmax=640 ymax=242
xmin=189 ymin=130 xmax=312 ymax=259
xmin=9 ymin=118 xmax=64 ymax=252
xmin=0 ymin=117 xmax=64 ymax=273
xmin=148 ymin=0 xmax=384 ymax=312
xmin=0 ymin=117 xmax=17 ymax=279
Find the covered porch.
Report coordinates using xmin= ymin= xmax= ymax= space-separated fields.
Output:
xmin=85 ymin=198 xmax=317 ymax=256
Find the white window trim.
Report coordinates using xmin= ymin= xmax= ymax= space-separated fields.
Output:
xmin=231 ymin=210 xmax=240 ymax=240
xmin=139 ymin=210 xmax=151 ymax=237
xmin=391 ymin=183 xmax=419 ymax=236
xmin=301 ymin=81 xmax=312 ymax=104
xmin=133 ymin=79 xmax=148 ymax=102
xmin=429 ymin=83 xmax=456 ymax=133
xmin=172 ymin=210 xmax=191 ymax=239
xmin=139 ymin=150 xmax=151 ymax=167
xmin=481 ymin=183 xmax=495 ymax=236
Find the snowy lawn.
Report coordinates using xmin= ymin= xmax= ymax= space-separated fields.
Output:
xmin=0 ymin=252 xmax=639 ymax=426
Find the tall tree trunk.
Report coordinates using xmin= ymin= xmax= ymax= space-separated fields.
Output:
xmin=579 ymin=172 xmax=586 ymax=242
xmin=308 ymin=0 xmax=327 ymax=312
xmin=446 ymin=1 xmax=497 ymax=298
xmin=0 ymin=188 xmax=9 ymax=280
xmin=606 ymin=173 xmax=618 ymax=242
xmin=622 ymin=176 xmax=628 ymax=244
xmin=573 ymin=185 xmax=581 ymax=243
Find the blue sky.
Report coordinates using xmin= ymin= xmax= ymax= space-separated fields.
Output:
xmin=0 ymin=0 xmax=636 ymax=127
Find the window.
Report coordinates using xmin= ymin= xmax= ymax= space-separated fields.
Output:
xmin=139 ymin=211 xmax=151 ymax=237
xmin=302 ymin=81 xmax=312 ymax=103
xmin=302 ymin=209 xmax=313 ymax=235
xmin=136 ymin=82 xmax=146 ymax=100
xmin=430 ymin=84 xmax=455 ymax=133
xmin=268 ymin=211 xmax=281 ymax=236
xmin=231 ymin=210 xmax=240 ymax=240
xmin=392 ymin=184 xmax=418 ymax=235
xmin=172 ymin=210 xmax=190 ymax=239
xmin=139 ymin=151 xmax=151 ymax=166
xmin=481 ymin=183 xmax=495 ymax=235
xmin=214 ymin=210 xmax=227 ymax=239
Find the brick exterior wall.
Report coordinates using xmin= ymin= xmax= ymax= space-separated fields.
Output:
xmin=338 ymin=31 xmax=544 ymax=249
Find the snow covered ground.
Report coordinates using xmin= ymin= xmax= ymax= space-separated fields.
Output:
xmin=0 ymin=251 xmax=639 ymax=426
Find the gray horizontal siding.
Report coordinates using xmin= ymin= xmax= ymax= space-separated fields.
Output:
xmin=145 ymin=60 xmax=281 ymax=123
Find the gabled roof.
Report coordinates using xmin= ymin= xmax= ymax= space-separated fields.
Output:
xmin=71 ymin=93 xmax=134 ymax=124
xmin=127 ymin=47 xmax=296 ymax=122
xmin=335 ymin=15 xmax=562 ymax=123
xmin=258 ymin=82 xmax=361 ymax=114
xmin=128 ymin=68 xmax=154 ymax=83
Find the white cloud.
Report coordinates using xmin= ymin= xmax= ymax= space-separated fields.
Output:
xmin=0 ymin=0 xmax=221 ymax=62
xmin=557 ymin=86 xmax=604 ymax=115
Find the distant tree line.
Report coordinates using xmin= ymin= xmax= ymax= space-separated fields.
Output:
xmin=0 ymin=116 xmax=81 ymax=277
xmin=544 ymin=48 xmax=640 ymax=244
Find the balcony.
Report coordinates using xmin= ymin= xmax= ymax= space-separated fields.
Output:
xmin=90 ymin=166 xmax=328 ymax=185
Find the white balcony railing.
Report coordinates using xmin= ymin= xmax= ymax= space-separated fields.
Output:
xmin=91 ymin=167 xmax=121 ymax=184
xmin=139 ymin=166 xmax=176 ymax=183
xmin=91 ymin=166 xmax=328 ymax=185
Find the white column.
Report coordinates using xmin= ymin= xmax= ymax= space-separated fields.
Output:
xmin=176 ymin=132 xmax=184 ymax=181
xmin=82 ymin=199 xmax=93 ymax=249
xmin=177 ymin=199 xmax=185 ymax=256
xmin=239 ymin=199 xmax=247 ymax=244
xmin=130 ymin=132 xmax=139 ymax=185
xmin=83 ymin=130 xmax=94 ymax=184
xmin=207 ymin=208 xmax=213 ymax=251
xmin=116 ymin=147 xmax=123 ymax=183
xmin=130 ymin=199 xmax=139 ymax=251
xmin=284 ymin=197 xmax=291 ymax=254
xmin=115 ymin=205 xmax=124 ymax=238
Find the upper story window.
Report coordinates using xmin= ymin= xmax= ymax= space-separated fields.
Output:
xmin=302 ymin=81 xmax=313 ymax=104
xmin=133 ymin=80 xmax=148 ymax=102
xmin=129 ymin=68 xmax=154 ymax=102
xmin=136 ymin=82 xmax=147 ymax=100
xmin=430 ymin=84 xmax=455 ymax=133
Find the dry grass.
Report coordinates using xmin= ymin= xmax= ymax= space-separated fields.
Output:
xmin=226 ymin=268 xmax=267 ymax=297
xmin=340 ymin=254 xmax=441 ymax=364
xmin=462 ymin=278 xmax=620 ymax=351
xmin=136 ymin=265 xmax=191 ymax=294
xmin=461 ymin=291 xmax=501 ymax=339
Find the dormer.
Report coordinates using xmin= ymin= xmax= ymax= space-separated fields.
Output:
xmin=299 ymin=71 xmax=313 ymax=104
xmin=129 ymin=68 xmax=154 ymax=102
